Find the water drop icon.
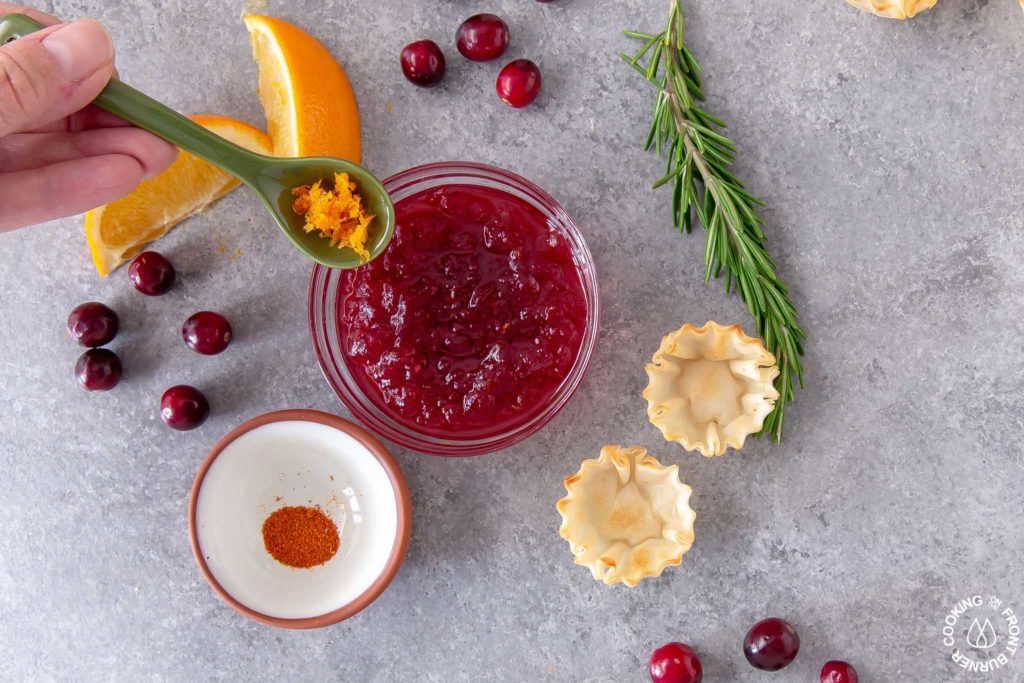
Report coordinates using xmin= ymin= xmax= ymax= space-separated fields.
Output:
xmin=966 ymin=618 xmax=997 ymax=649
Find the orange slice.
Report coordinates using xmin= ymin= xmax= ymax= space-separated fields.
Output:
xmin=243 ymin=14 xmax=361 ymax=162
xmin=85 ymin=115 xmax=273 ymax=276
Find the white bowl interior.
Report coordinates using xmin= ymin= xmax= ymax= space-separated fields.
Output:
xmin=195 ymin=420 xmax=398 ymax=620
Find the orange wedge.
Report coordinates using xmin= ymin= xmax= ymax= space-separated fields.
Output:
xmin=85 ymin=115 xmax=273 ymax=276
xmin=243 ymin=14 xmax=361 ymax=162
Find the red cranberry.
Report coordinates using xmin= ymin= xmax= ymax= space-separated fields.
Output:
xmin=821 ymin=660 xmax=859 ymax=683
xmin=182 ymin=311 xmax=232 ymax=355
xmin=649 ymin=642 xmax=702 ymax=683
xmin=74 ymin=348 xmax=122 ymax=391
xmin=400 ymin=40 xmax=446 ymax=87
xmin=496 ymin=59 xmax=541 ymax=108
xmin=743 ymin=618 xmax=800 ymax=671
xmin=456 ymin=14 xmax=509 ymax=62
xmin=160 ymin=385 xmax=209 ymax=431
xmin=128 ymin=251 xmax=176 ymax=295
xmin=67 ymin=302 xmax=119 ymax=347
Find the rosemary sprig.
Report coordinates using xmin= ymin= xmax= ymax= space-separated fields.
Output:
xmin=622 ymin=0 xmax=806 ymax=442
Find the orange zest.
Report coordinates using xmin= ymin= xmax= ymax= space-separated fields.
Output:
xmin=84 ymin=115 xmax=273 ymax=276
xmin=243 ymin=14 xmax=362 ymax=161
xmin=291 ymin=173 xmax=372 ymax=261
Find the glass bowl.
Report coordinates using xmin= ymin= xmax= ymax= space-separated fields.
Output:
xmin=308 ymin=162 xmax=600 ymax=456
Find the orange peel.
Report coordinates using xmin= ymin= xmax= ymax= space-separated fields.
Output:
xmin=243 ymin=14 xmax=361 ymax=161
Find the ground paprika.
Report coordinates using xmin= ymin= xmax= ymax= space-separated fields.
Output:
xmin=261 ymin=505 xmax=340 ymax=568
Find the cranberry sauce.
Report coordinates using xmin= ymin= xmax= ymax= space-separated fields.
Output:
xmin=338 ymin=184 xmax=588 ymax=438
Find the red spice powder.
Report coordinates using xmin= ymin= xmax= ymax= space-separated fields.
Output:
xmin=261 ymin=505 xmax=340 ymax=569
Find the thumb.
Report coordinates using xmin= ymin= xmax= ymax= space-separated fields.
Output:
xmin=0 ymin=19 xmax=115 ymax=136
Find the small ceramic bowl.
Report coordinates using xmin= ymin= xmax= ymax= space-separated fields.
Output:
xmin=188 ymin=409 xmax=411 ymax=629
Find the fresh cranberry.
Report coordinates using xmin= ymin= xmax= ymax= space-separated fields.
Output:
xmin=74 ymin=348 xmax=122 ymax=391
xmin=649 ymin=642 xmax=702 ymax=683
xmin=67 ymin=302 xmax=119 ymax=347
xmin=821 ymin=660 xmax=859 ymax=683
xmin=182 ymin=311 xmax=232 ymax=355
xmin=456 ymin=14 xmax=509 ymax=62
xmin=128 ymin=251 xmax=176 ymax=295
xmin=400 ymin=40 xmax=446 ymax=87
xmin=496 ymin=59 xmax=541 ymax=108
xmin=160 ymin=385 xmax=209 ymax=431
xmin=743 ymin=618 xmax=800 ymax=671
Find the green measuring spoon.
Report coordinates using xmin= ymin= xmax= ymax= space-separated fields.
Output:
xmin=0 ymin=13 xmax=394 ymax=269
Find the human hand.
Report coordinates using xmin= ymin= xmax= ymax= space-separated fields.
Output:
xmin=0 ymin=5 xmax=177 ymax=232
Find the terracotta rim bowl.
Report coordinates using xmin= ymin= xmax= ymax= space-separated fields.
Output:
xmin=187 ymin=409 xmax=412 ymax=629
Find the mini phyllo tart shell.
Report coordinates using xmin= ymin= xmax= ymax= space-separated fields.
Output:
xmin=556 ymin=445 xmax=696 ymax=588
xmin=845 ymin=0 xmax=937 ymax=19
xmin=644 ymin=321 xmax=779 ymax=458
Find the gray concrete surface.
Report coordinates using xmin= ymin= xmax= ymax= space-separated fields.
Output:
xmin=2 ymin=0 xmax=1023 ymax=681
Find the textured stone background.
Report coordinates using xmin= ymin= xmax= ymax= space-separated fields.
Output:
xmin=1 ymin=0 xmax=1022 ymax=681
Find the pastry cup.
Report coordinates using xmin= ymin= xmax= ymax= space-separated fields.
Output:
xmin=644 ymin=321 xmax=779 ymax=458
xmin=556 ymin=445 xmax=696 ymax=588
xmin=845 ymin=0 xmax=937 ymax=19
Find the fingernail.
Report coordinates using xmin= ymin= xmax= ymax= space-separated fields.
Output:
xmin=42 ymin=20 xmax=114 ymax=82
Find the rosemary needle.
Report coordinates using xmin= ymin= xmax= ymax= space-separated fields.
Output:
xmin=622 ymin=0 xmax=806 ymax=443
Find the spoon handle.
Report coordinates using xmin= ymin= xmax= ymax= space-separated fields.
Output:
xmin=97 ymin=80 xmax=266 ymax=186
xmin=0 ymin=13 xmax=266 ymax=186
